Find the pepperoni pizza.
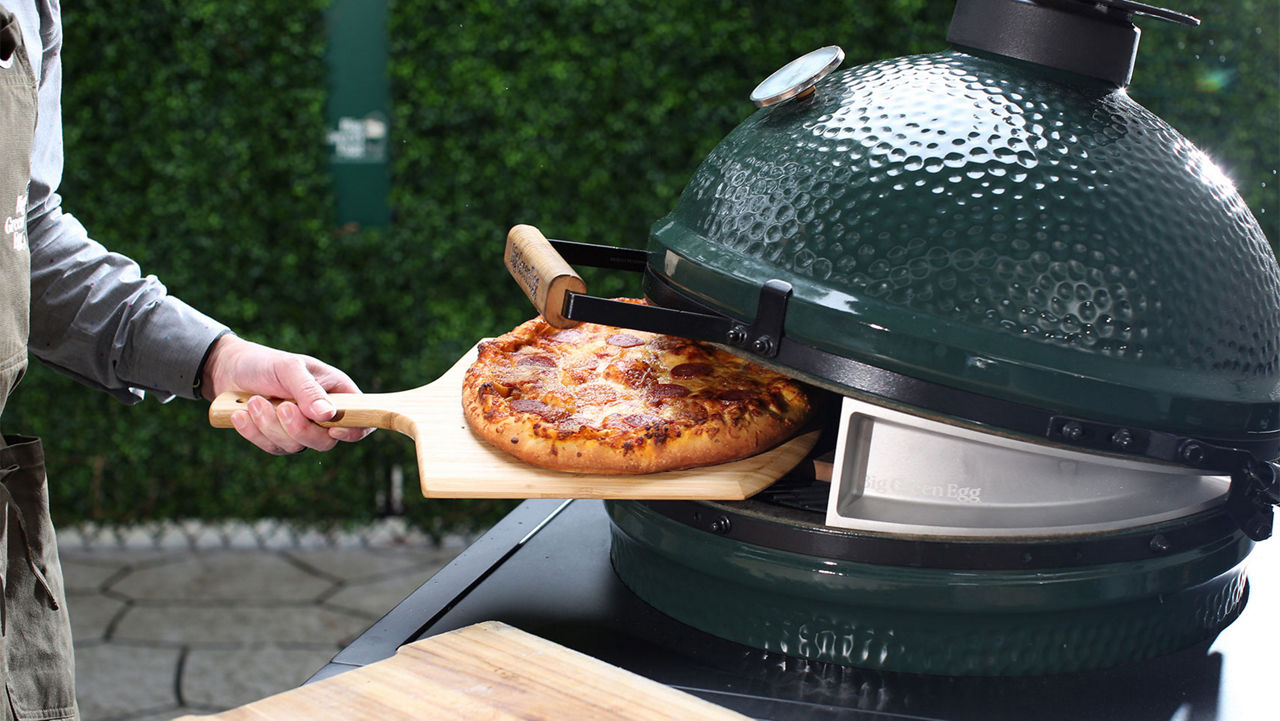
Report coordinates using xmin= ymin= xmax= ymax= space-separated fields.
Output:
xmin=461 ymin=300 xmax=814 ymax=474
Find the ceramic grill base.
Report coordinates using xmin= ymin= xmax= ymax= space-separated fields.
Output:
xmin=607 ymin=500 xmax=1252 ymax=676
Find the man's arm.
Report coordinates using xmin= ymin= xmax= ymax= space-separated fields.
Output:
xmin=19 ymin=0 xmax=370 ymax=451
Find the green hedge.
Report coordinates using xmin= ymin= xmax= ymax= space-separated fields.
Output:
xmin=5 ymin=0 xmax=1275 ymax=533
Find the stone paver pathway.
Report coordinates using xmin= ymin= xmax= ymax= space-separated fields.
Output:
xmin=59 ymin=525 xmax=465 ymax=721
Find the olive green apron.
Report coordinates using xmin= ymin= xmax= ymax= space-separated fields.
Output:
xmin=0 ymin=5 xmax=77 ymax=720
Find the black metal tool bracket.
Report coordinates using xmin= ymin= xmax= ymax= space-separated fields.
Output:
xmin=1227 ymin=459 xmax=1280 ymax=542
xmin=548 ymin=238 xmax=792 ymax=359
xmin=732 ymin=280 xmax=792 ymax=359
xmin=548 ymin=238 xmax=649 ymax=274
xmin=1047 ymin=413 xmax=1280 ymax=541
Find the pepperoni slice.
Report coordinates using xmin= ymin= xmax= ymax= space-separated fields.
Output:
xmin=647 ymin=336 xmax=685 ymax=351
xmin=607 ymin=333 xmax=644 ymax=347
xmin=517 ymin=354 xmax=556 ymax=367
xmin=508 ymin=398 xmax=568 ymax=421
xmin=651 ymin=383 xmax=691 ymax=398
xmin=509 ymin=398 xmax=550 ymax=414
xmin=550 ymin=330 xmax=583 ymax=343
xmin=670 ymin=362 xmax=712 ymax=379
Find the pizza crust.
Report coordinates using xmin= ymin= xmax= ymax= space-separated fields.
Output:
xmin=460 ymin=302 xmax=813 ymax=474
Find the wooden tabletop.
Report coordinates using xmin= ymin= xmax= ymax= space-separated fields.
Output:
xmin=174 ymin=621 xmax=752 ymax=720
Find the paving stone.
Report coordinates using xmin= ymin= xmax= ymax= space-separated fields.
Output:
xmin=120 ymin=523 xmax=175 ymax=549
xmin=61 ymin=520 xmax=472 ymax=552
xmin=143 ymin=521 xmax=189 ymax=550
xmin=67 ymin=522 xmax=110 ymax=548
xmin=110 ymin=551 xmax=334 ymax=603
xmin=362 ymin=521 xmax=400 ymax=547
xmin=286 ymin=546 xmax=455 ymax=583
xmin=181 ymin=645 xmax=340 ymax=710
xmin=324 ymin=571 xmax=443 ymax=618
xmin=51 ymin=523 xmax=464 ymax=720
xmin=74 ymin=643 xmax=181 ymax=720
xmin=65 ymin=592 xmax=127 ymax=644
xmin=250 ymin=520 xmax=293 ymax=549
xmin=114 ymin=605 xmax=373 ymax=646
xmin=214 ymin=521 xmax=262 ymax=549
xmin=185 ymin=522 xmax=227 ymax=549
xmin=60 ymin=556 xmax=127 ymax=593
xmin=319 ymin=530 xmax=366 ymax=549
xmin=55 ymin=526 xmax=87 ymax=549
xmin=62 ymin=548 xmax=184 ymax=567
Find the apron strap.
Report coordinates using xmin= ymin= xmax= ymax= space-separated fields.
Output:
xmin=0 ymin=465 xmax=59 ymax=610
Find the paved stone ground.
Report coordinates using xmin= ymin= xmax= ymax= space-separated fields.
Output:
xmin=57 ymin=520 xmax=469 ymax=721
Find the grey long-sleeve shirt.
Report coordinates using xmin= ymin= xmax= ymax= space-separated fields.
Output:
xmin=12 ymin=1 xmax=230 ymax=403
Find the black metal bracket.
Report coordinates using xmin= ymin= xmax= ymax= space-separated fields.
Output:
xmin=1047 ymin=414 xmax=1279 ymax=541
xmin=562 ymin=293 xmax=736 ymax=343
xmin=728 ymin=279 xmax=792 ymax=359
xmin=548 ymin=238 xmax=648 ymax=273
xmin=1227 ymin=459 xmax=1280 ymax=542
xmin=548 ymin=238 xmax=792 ymax=358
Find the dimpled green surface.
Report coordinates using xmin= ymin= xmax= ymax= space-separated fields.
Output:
xmin=652 ymin=49 xmax=1280 ymax=437
xmin=607 ymin=500 xmax=1252 ymax=676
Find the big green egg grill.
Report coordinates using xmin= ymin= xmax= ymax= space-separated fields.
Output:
xmin=507 ymin=0 xmax=1280 ymax=676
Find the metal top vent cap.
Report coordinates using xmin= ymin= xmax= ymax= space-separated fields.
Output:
xmin=946 ymin=0 xmax=1198 ymax=86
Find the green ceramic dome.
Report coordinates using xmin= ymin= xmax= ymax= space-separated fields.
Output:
xmin=618 ymin=0 xmax=1279 ymax=679
xmin=650 ymin=47 xmax=1280 ymax=440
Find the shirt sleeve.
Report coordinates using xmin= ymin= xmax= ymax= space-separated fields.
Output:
xmin=20 ymin=1 xmax=230 ymax=403
xmin=27 ymin=207 xmax=231 ymax=403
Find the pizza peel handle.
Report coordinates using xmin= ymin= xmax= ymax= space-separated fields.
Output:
xmin=208 ymin=390 xmax=424 ymax=438
xmin=504 ymin=224 xmax=585 ymax=329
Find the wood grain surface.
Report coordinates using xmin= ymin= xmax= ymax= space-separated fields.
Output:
xmin=173 ymin=621 xmax=752 ymax=721
xmin=504 ymin=224 xmax=586 ymax=329
xmin=210 ymin=344 xmax=818 ymax=500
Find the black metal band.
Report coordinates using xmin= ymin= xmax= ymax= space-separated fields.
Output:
xmin=636 ymin=498 xmax=1244 ymax=571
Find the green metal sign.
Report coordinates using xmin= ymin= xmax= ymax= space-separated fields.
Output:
xmin=325 ymin=0 xmax=391 ymax=228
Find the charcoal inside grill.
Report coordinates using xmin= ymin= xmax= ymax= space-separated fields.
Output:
xmin=755 ymin=475 xmax=830 ymax=515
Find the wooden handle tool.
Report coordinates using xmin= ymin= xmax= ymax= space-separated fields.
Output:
xmin=209 ymin=391 xmax=420 ymax=437
xmin=504 ymin=224 xmax=585 ymax=328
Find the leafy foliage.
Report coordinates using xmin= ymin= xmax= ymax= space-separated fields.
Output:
xmin=3 ymin=0 xmax=1273 ymax=531
xmin=1135 ymin=0 xmax=1279 ymax=246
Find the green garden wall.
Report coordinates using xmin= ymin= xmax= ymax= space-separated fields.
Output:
xmin=5 ymin=0 xmax=1274 ymax=533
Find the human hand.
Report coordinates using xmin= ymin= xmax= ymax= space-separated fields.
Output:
xmin=201 ymin=334 xmax=374 ymax=454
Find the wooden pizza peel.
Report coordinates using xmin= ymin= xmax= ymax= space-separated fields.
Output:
xmin=209 ymin=224 xmax=820 ymax=500
xmin=208 ymin=342 xmax=819 ymax=500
